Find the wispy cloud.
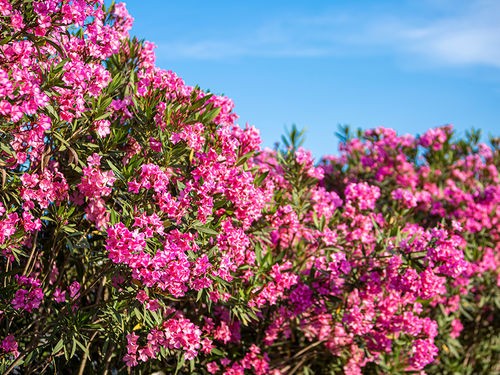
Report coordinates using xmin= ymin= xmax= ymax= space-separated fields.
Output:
xmin=155 ymin=0 xmax=500 ymax=68
xmin=157 ymin=40 xmax=330 ymax=60
xmin=155 ymin=14 xmax=346 ymax=60
xmin=371 ymin=0 xmax=500 ymax=68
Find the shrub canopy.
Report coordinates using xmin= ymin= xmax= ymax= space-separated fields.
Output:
xmin=0 ymin=1 xmax=498 ymax=374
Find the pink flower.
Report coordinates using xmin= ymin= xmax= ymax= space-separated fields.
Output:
xmin=391 ymin=188 xmax=417 ymax=208
xmin=69 ymin=281 xmax=81 ymax=299
xmin=213 ymin=321 xmax=232 ymax=344
xmin=123 ymin=353 xmax=138 ymax=367
xmin=450 ymin=318 xmax=463 ymax=339
xmin=206 ymin=361 xmax=219 ymax=374
xmin=136 ymin=290 xmax=148 ymax=304
xmin=345 ymin=182 xmax=381 ymax=211
xmin=137 ymin=345 xmax=155 ymax=362
xmin=409 ymin=338 xmax=438 ymax=370
xmin=126 ymin=332 xmax=139 ymax=355
xmin=1 ymin=335 xmax=19 ymax=358
xmin=201 ymin=337 xmax=214 ymax=354
xmin=149 ymin=137 xmax=162 ymax=152
xmin=53 ymin=288 xmax=66 ymax=303
xmin=94 ymin=119 xmax=111 ymax=137
xmin=10 ymin=11 xmax=24 ymax=31
xmin=11 ymin=275 xmax=43 ymax=312
xmin=146 ymin=299 xmax=160 ymax=312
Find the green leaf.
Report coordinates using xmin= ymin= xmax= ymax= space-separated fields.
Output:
xmin=94 ymin=111 xmax=112 ymax=121
xmin=236 ymin=151 xmax=255 ymax=167
xmin=106 ymin=159 xmax=125 ymax=182
xmin=190 ymin=359 xmax=195 ymax=373
xmin=62 ymin=225 xmax=78 ymax=234
xmin=193 ymin=225 xmax=218 ymax=236
xmin=98 ymin=97 xmax=113 ymax=112
xmin=175 ymin=353 xmax=185 ymax=375
xmin=211 ymin=347 xmax=225 ymax=356
xmin=254 ymin=170 xmax=269 ymax=187
xmin=204 ymin=106 xmax=221 ymax=123
xmin=106 ymin=73 xmax=123 ymax=94
xmin=196 ymin=289 xmax=203 ymax=302
xmin=44 ymin=103 xmax=60 ymax=121
xmin=75 ymin=339 xmax=90 ymax=358
xmin=0 ymin=142 xmax=14 ymax=155
xmin=51 ymin=338 xmax=64 ymax=355
xmin=70 ymin=337 xmax=77 ymax=359
xmin=110 ymin=209 xmax=120 ymax=225
xmin=255 ymin=241 xmax=263 ymax=265
xmin=133 ymin=307 xmax=142 ymax=320
xmin=190 ymin=93 xmax=212 ymax=111
xmin=52 ymin=130 xmax=71 ymax=151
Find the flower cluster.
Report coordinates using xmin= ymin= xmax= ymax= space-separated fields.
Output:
xmin=11 ymin=276 xmax=43 ymax=313
xmin=0 ymin=1 xmax=498 ymax=374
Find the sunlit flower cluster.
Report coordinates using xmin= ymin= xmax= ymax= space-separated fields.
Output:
xmin=0 ymin=1 xmax=498 ymax=374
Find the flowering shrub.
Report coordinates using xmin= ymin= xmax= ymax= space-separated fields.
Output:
xmin=0 ymin=1 xmax=499 ymax=374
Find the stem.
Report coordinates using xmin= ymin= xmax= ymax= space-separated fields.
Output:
xmin=91 ymin=276 xmax=107 ymax=322
xmin=4 ymin=353 xmax=26 ymax=375
xmin=77 ymin=331 xmax=98 ymax=375
xmin=22 ymin=231 xmax=39 ymax=276
xmin=102 ymin=344 xmax=115 ymax=375
xmin=4 ymin=256 xmax=10 ymax=287
xmin=40 ymin=225 xmax=64 ymax=286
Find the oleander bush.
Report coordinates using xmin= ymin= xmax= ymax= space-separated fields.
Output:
xmin=0 ymin=1 xmax=498 ymax=374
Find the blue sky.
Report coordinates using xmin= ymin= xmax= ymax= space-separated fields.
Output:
xmin=122 ymin=0 xmax=500 ymax=158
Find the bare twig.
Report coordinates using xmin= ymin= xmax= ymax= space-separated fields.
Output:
xmin=22 ymin=231 xmax=39 ymax=276
xmin=78 ymin=331 xmax=99 ymax=375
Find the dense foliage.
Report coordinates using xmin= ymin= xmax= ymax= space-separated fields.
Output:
xmin=0 ymin=1 xmax=498 ymax=374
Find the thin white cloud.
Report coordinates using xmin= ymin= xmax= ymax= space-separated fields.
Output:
xmin=155 ymin=0 xmax=500 ymax=68
xmin=157 ymin=39 xmax=329 ymax=60
xmin=372 ymin=0 xmax=500 ymax=67
xmin=155 ymin=15 xmax=343 ymax=60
